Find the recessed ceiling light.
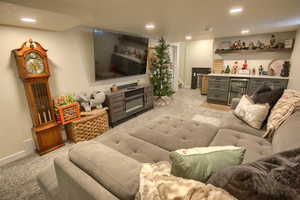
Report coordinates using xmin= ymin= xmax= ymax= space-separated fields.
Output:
xmin=229 ymin=8 xmax=243 ymax=14
xmin=185 ymin=36 xmax=192 ymax=40
xmin=241 ymin=29 xmax=250 ymax=34
xmin=20 ymin=18 xmax=36 ymax=23
xmin=145 ymin=24 xmax=155 ymax=30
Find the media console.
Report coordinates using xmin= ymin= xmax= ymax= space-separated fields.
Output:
xmin=105 ymin=84 xmax=154 ymax=127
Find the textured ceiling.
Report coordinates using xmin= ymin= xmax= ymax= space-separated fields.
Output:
xmin=0 ymin=0 xmax=300 ymax=41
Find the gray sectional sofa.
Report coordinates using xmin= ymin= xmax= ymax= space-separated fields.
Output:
xmin=37 ymin=110 xmax=300 ymax=200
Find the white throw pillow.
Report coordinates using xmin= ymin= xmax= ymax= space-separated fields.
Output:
xmin=234 ymin=95 xmax=270 ymax=129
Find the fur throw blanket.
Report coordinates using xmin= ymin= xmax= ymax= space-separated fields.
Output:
xmin=135 ymin=161 xmax=236 ymax=200
xmin=264 ymin=89 xmax=300 ymax=138
xmin=208 ymin=147 xmax=300 ymax=200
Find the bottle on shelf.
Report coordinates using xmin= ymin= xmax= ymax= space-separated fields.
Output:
xmin=258 ymin=65 xmax=264 ymax=75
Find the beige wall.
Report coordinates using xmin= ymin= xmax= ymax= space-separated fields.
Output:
xmin=181 ymin=40 xmax=214 ymax=87
xmin=0 ymin=25 xmax=148 ymax=159
xmin=289 ymin=29 xmax=300 ymax=90
xmin=178 ymin=42 xmax=186 ymax=86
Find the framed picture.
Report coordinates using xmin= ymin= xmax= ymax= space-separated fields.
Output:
xmin=285 ymin=39 xmax=294 ymax=49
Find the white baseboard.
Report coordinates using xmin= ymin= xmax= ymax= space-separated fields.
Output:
xmin=0 ymin=150 xmax=28 ymax=167
xmin=0 ymin=139 xmax=35 ymax=167
xmin=23 ymin=139 xmax=35 ymax=154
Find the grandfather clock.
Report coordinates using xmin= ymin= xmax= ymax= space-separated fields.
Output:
xmin=13 ymin=39 xmax=64 ymax=155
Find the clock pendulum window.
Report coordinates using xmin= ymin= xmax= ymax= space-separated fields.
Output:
xmin=13 ymin=39 xmax=64 ymax=155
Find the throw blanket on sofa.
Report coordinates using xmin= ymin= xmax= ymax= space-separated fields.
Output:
xmin=207 ymin=147 xmax=300 ymax=200
xmin=135 ymin=161 xmax=236 ymax=200
xmin=264 ymin=89 xmax=300 ymax=138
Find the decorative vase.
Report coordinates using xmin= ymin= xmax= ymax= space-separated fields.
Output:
xmin=280 ymin=61 xmax=290 ymax=77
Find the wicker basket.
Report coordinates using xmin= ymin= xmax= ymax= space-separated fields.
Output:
xmin=66 ymin=109 xmax=109 ymax=143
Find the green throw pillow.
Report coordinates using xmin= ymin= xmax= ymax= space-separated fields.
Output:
xmin=169 ymin=146 xmax=246 ymax=182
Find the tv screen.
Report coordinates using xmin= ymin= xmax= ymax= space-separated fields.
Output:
xmin=93 ymin=29 xmax=149 ymax=81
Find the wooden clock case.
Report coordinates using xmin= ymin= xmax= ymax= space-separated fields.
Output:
xmin=13 ymin=39 xmax=64 ymax=155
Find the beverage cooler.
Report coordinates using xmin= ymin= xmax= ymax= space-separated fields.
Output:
xmin=228 ymin=78 xmax=249 ymax=105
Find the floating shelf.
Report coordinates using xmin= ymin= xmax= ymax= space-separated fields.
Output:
xmin=215 ymin=48 xmax=293 ymax=54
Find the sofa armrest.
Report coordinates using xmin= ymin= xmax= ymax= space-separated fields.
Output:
xmin=230 ymin=98 xmax=241 ymax=110
xmin=54 ymin=157 xmax=119 ymax=200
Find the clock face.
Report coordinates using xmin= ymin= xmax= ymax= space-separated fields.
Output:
xmin=25 ymin=52 xmax=45 ymax=74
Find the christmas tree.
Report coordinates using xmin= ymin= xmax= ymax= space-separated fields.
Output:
xmin=149 ymin=37 xmax=174 ymax=98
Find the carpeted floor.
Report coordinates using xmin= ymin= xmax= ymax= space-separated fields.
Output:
xmin=0 ymin=89 xmax=229 ymax=200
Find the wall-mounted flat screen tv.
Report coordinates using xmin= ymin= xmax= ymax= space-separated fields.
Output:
xmin=93 ymin=29 xmax=149 ymax=81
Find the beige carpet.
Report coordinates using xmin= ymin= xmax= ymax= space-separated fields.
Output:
xmin=0 ymin=89 xmax=228 ymax=200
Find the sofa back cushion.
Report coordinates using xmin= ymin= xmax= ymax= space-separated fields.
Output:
xmin=272 ymin=110 xmax=300 ymax=153
xmin=69 ymin=141 xmax=141 ymax=200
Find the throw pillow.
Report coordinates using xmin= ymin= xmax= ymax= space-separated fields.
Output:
xmin=264 ymin=89 xmax=300 ymax=138
xmin=207 ymin=147 xmax=300 ymax=200
xmin=234 ymin=95 xmax=270 ymax=129
xmin=252 ymin=85 xmax=272 ymax=96
xmin=169 ymin=146 xmax=246 ymax=182
xmin=252 ymin=88 xmax=284 ymax=108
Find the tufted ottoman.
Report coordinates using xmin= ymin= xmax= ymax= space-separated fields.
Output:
xmin=94 ymin=115 xmax=219 ymax=163
xmin=128 ymin=115 xmax=219 ymax=151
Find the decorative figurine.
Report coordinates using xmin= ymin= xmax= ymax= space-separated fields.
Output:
xmin=77 ymin=90 xmax=106 ymax=112
xmin=225 ymin=65 xmax=231 ymax=73
xmin=232 ymin=61 xmax=239 ymax=74
xmin=249 ymin=41 xmax=256 ymax=50
xmin=237 ymin=40 xmax=242 ymax=49
xmin=269 ymin=68 xmax=275 ymax=76
xmin=256 ymin=40 xmax=264 ymax=49
xmin=77 ymin=93 xmax=92 ymax=112
xmin=242 ymin=42 xmax=247 ymax=50
xmin=232 ymin=41 xmax=239 ymax=49
xmin=270 ymin=35 xmax=276 ymax=48
xmin=90 ymin=91 xmax=106 ymax=109
xmin=242 ymin=60 xmax=248 ymax=70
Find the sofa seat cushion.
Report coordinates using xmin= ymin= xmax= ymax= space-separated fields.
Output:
xmin=220 ymin=112 xmax=265 ymax=137
xmin=210 ymin=129 xmax=272 ymax=163
xmin=129 ymin=116 xmax=218 ymax=151
xmin=69 ymin=141 xmax=141 ymax=200
xmin=96 ymin=133 xmax=170 ymax=163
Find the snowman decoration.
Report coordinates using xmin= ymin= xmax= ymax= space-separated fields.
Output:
xmin=90 ymin=91 xmax=106 ymax=109
xmin=77 ymin=90 xmax=106 ymax=112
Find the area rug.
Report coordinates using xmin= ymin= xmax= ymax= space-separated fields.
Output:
xmin=200 ymin=103 xmax=232 ymax=112
xmin=192 ymin=114 xmax=222 ymax=127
